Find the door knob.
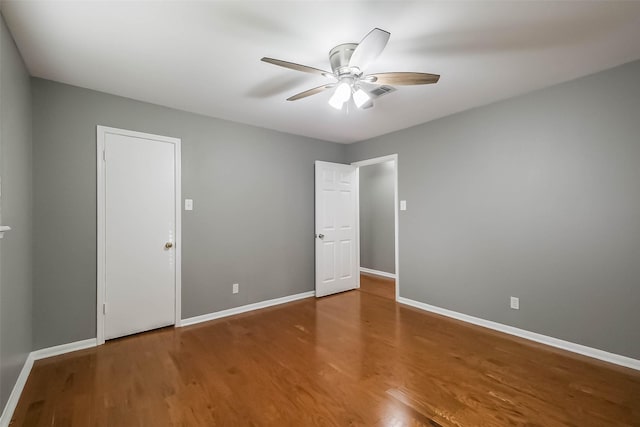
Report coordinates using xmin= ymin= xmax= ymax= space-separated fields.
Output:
xmin=317 ymin=234 xmax=325 ymax=239
xmin=165 ymin=242 xmax=174 ymax=249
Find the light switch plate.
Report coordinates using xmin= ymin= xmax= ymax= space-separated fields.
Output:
xmin=185 ymin=199 xmax=193 ymax=211
xmin=400 ymin=200 xmax=407 ymax=211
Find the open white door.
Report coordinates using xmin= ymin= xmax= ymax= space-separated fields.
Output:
xmin=315 ymin=161 xmax=358 ymax=297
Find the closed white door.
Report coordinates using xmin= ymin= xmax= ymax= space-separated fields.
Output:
xmin=315 ymin=161 xmax=358 ymax=297
xmin=98 ymin=127 xmax=180 ymax=341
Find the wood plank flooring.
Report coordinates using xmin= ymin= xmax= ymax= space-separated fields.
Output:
xmin=358 ymin=272 xmax=395 ymax=300
xmin=11 ymin=275 xmax=640 ymax=426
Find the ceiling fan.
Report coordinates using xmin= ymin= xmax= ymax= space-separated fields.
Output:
xmin=261 ymin=28 xmax=440 ymax=110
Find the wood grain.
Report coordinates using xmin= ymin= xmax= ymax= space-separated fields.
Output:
xmin=359 ymin=272 xmax=395 ymax=300
xmin=261 ymin=57 xmax=331 ymax=77
xmin=287 ymin=84 xmax=335 ymax=101
xmin=11 ymin=275 xmax=640 ymax=426
xmin=366 ymin=72 xmax=440 ymax=85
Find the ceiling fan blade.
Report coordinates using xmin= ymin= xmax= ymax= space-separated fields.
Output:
xmin=261 ymin=57 xmax=332 ymax=77
xmin=364 ymin=72 xmax=440 ymax=85
xmin=287 ymin=84 xmax=336 ymax=101
xmin=348 ymin=28 xmax=390 ymax=71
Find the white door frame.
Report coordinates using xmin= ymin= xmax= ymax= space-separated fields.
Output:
xmin=96 ymin=125 xmax=182 ymax=345
xmin=352 ymin=154 xmax=400 ymax=301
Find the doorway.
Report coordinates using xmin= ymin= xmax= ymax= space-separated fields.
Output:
xmin=96 ymin=126 xmax=182 ymax=344
xmin=353 ymin=155 xmax=398 ymax=300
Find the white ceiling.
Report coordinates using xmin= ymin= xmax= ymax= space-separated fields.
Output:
xmin=3 ymin=1 xmax=640 ymax=144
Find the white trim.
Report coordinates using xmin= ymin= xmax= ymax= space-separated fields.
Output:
xmin=174 ymin=135 xmax=182 ymax=327
xmin=352 ymin=154 xmax=397 ymax=168
xmin=31 ymin=338 xmax=97 ymax=361
xmin=398 ymin=297 xmax=640 ymax=371
xmin=354 ymin=166 xmax=361 ymax=289
xmin=352 ymin=154 xmax=400 ymax=301
xmin=359 ymin=267 xmax=396 ymax=279
xmin=96 ymin=126 xmax=182 ymax=345
xmin=0 ymin=338 xmax=99 ymax=427
xmin=0 ymin=354 xmax=33 ymax=427
xmin=179 ymin=291 xmax=315 ymax=327
xmin=0 ymin=225 xmax=11 ymax=239
xmin=97 ymin=126 xmax=105 ymax=345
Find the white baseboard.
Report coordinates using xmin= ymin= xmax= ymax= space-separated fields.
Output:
xmin=0 ymin=353 xmax=34 ymax=427
xmin=397 ymin=297 xmax=640 ymax=371
xmin=360 ymin=267 xmax=396 ymax=279
xmin=179 ymin=290 xmax=315 ymax=327
xmin=31 ymin=338 xmax=97 ymax=360
xmin=0 ymin=338 xmax=97 ymax=427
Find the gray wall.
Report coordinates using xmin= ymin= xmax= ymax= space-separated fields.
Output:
xmin=0 ymin=15 xmax=33 ymax=411
xmin=347 ymin=60 xmax=640 ymax=359
xmin=32 ymin=78 xmax=346 ymax=349
xmin=359 ymin=161 xmax=395 ymax=274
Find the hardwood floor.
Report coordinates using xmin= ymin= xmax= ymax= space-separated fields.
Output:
xmin=11 ymin=282 xmax=640 ymax=426
xmin=358 ymin=273 xmax=395 ymax=300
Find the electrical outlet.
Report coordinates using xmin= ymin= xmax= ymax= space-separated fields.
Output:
xmin=232 ymin=283 xmax=239 ymax=294
xmin=510 ymin=296 xmax=519 ymax=310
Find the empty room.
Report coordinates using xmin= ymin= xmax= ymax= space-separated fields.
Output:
xmin=1 ymin=1 xmax=639 ymax=426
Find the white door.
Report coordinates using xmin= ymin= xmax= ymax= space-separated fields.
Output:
xmin=315 ymin=161 xmax=358 ymax=297
xmin=98 ymin=126 xmax=180 ymax=341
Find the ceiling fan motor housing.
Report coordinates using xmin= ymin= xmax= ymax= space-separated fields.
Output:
xmin=329 ymin=43 xmax=360 ymax=76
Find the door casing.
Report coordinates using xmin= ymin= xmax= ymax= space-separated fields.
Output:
xmin=96 ymin=125 xmax=182 ymax=345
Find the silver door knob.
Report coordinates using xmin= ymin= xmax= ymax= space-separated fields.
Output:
xmin=165 ymin=242 xmax=174 ymax=249
xmin=317 ymin=234 xmax=325 ymax=239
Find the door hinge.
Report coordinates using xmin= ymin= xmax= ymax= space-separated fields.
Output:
xmin=103 ymin=303 xmax=107 ymax=315
xmin=102 ymin=150 xmax=106 ymax=162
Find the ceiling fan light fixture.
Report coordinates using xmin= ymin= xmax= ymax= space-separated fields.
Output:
xmin=262 ymin=27 xmax=440 ymax=111
xmin=328 ymin=93 xmax=345 ymax=110
xmin=328 ymin=81 xmax=352 ymax=110
xmin=353 ymin=88 xmax=370 ymax=108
